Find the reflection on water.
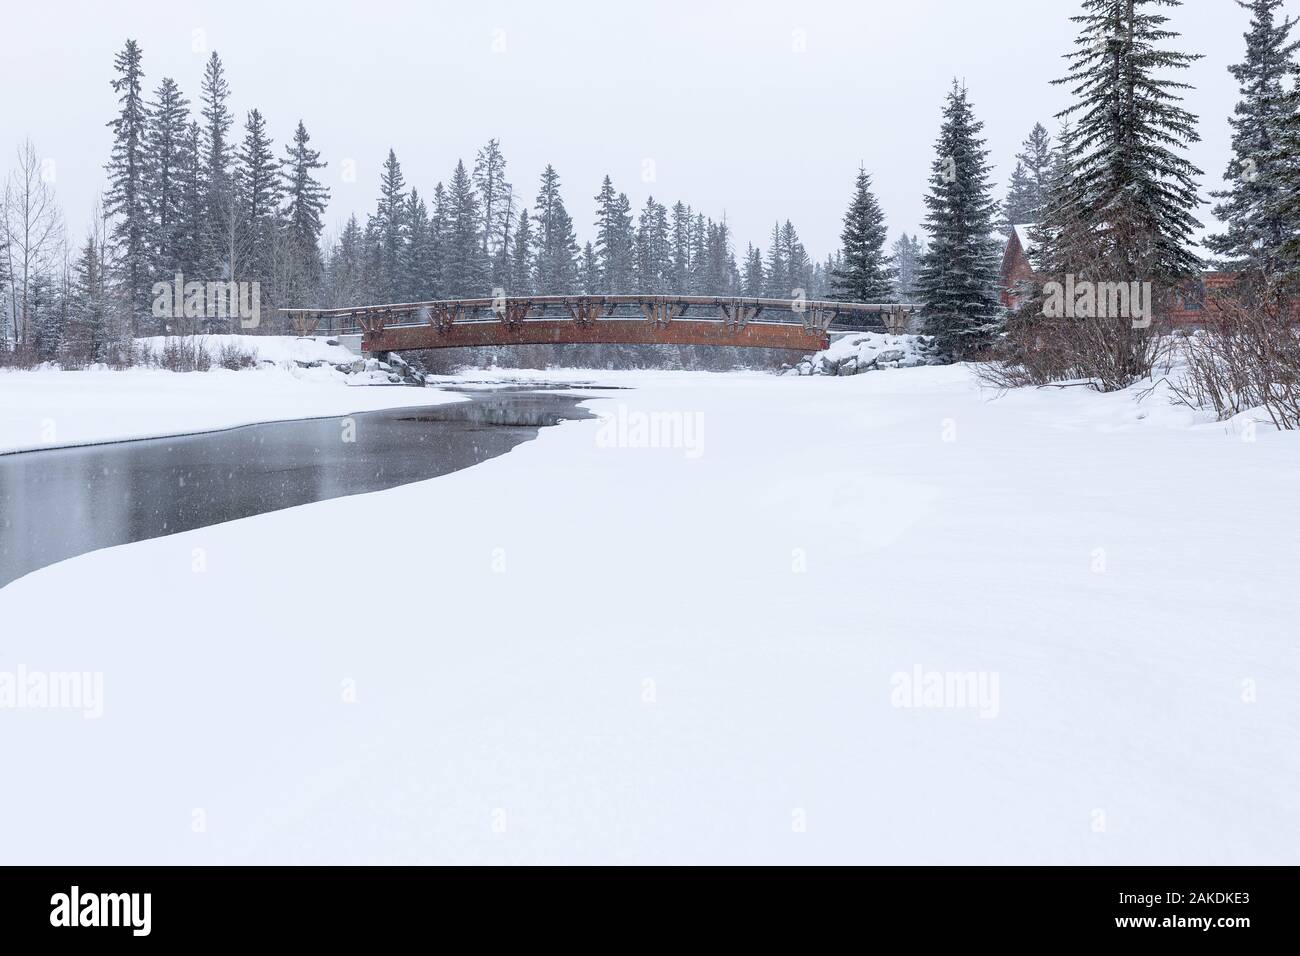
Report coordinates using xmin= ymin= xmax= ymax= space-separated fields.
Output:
xmin=0 ymin=391 xmax=592 ymax=589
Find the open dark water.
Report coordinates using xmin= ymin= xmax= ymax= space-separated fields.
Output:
xmin=0 ymin=390 xmax=593 ymax=589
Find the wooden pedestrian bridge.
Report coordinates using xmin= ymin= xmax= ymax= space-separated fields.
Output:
xmin=280 ymin=295 xmax=917 ymax=356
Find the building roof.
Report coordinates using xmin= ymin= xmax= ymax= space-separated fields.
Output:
xmin=1012 ymin=224 xmax=1039 ymax=259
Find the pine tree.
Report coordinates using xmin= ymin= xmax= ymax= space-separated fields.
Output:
xmin=174 ymin=122 xmax=205 ymax=279
xmin=635 ymin=197 xmax=671 ymax=293
xmin=67 ymin=234 xmax=108 ymax=362
xmin=472 ymin=139 xmax=512 ymax=283
xmin=890 ymin=233 xmax=924 ymax=299
xmin=104 ymin=39 xmax=149 ymax=334
xmin=234 ymin=109 xmax=282 ymax=297
xmin=323 ymin=214 xmax=369 ymax=307
xmin=531 ymin=165 xmax=578 ymax=294
xmin=403 ymin=190 xmax=435 ymax=300
xmin=369 ymin=149 xmax=407 ymax=302
xmin=199 ymin=51 xmax=235 ymax=279
xmin=1053 ymin=0 xmax=1204 ymax=287
xmin=443 ymin=159 xmax=483 ymax=297
xmin=1207 ymin=0 xmax=1299 ymax=278
xmin=1002 ymin=123 xmax=1053 ymax=228
xmin=688 ymin=214 xmax=708 ymax=293
xmin=143 ymin=76 xmax=190 ymax=283
xmin=593 ymin=176 xmax=635 ymax=293
xmin=1273 ymin=79 xmax=1300 ymax=272
xmin=578 ymin=242 xmax=599 ymax=294
xmin=916 ymin=80 xmax=1003 ymax=358
xmin=830 ymin=167 xmax=894 ymax=301
xmin=669 ymin=202 xmax=692 ymax=292
xmin=510 ymin=207 xmax=534 ymax=295
xmin=742 ymin=243 xmax=764 ymax=296
xmin=780 ymin=221 xmax=811 ymax=297
xmin=763 ymin=222 xmax=787 ymax=298
xmin=280 ymin=120 xmax=329 ymax=292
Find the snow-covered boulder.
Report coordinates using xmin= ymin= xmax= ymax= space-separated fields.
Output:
xmin=787 ymin=332 xmax=940 ymax=376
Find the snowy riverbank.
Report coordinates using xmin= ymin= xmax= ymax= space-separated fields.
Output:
xmin=0 ymin=337 xmax=461 ymax=454
xmin=1 ymin=364 xmax=1297 ymax=864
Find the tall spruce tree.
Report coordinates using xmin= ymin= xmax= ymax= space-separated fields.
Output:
xmin=594 ymin=176 xmax=634 ymax=293
xmin=104 ymin=39 xmax=149 ymax=334
xmin=143 ymin=76 xmax=190 ymax=283
xmin=916 ymin=80 xmax=1003 ymax=358
xmin=472 ymin=139 xmax=512 ymax=283
xmin=830 ymin=166 xmax=894 ymax=301
xmin=742 ymin=243 xmax=764 ymax=296
xmin=510 ymin=207 xmax=534 ymax=295
xmin=762 ymin=222 xmax=787 ymax=298
xmin=1053 ymin=0 xmax=1204 ymax=286
xmin=280 ymin=120 xmax=329 ymax=293
xmin=199 ymin=52 xmax=235 ymax=279
xmin=531 ymin=165 xmax=578 ymax=294
xmin=443 ymin=159 xmax=483 ymax=297
xmin=1207 ymin=0 xmax=1299 ymax=278
xmin=174 ymin=122 xmax=205 ymax=279
xmin=1273 ymin=77 xmax=1300 ymax=272
xmin=891 ymin=233 xmax=924 ymax=299
xmin=234 ymin=109 xmax=282 ymax=297
xmin=369 ymin=150 xmax=407 ymax=302
xmin=1002 ymin=123 xmax=1053 ymax=227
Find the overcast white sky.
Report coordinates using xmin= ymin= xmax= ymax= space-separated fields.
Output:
xmin=1 ymin=0 xmax=1292 ymax=261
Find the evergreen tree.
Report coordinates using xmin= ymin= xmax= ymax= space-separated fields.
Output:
xmin=1207 ymin=0 xmax=1299 ymax=278
xmin=67 ymin=234 xmax=108 ymax=362
xmin=916 ymin=80 xmax=1003 ymax=358
xmin=199 ymin=51 xmax=235 ymax=279
xmin=1273 ymin=77 xmax=1300 ymax=272
xmin=635 ymin=197 xmax=671 ymax=293
xmin=780 ymin=220 xmax=811 ymax=296
xmin=1002 ymin=123 xmax=1053 ymax=227
xmin=1053 ymin=0 xmax=1204 ymax=286
xmin=578 ymin=242 xmax=599 ymax=294
xmin=443 ymin=159 xmax=483 ymax=297
xmin=763 ymin=222 xmax=787 ymax=298
xmin=104 ymin=39 xmax=149 ymax=333
xmin=593 ymin=176 xmax=635 ymax=293
xmin=369 ymin=149 xmax=407 ymax=301
xmin=742 ymin=243 xmax=764 ymax=296
xmin=143 ymin=76 xmax=190 ymax=283
xmin=472 ymin=139 xmax=512 ymax=281
xmin=510 ymin=207 xmax=534 ymax=295
xmin=234 ymin=108 xmax=282 ymax=296
xmin=323 ymin=214 xmax=369 ymax=307
xmin=890 ymin=233 xmax=924 ymax=299
xmin=428 ymin=181 xmax=448 ymax=299
xmin=531 ymin=165 xmax=578 ymax=294
xmin=830 ymin=167 xmax=894 ymax=301
xmin=688 ymin=214 xmax=708 ymax=292
xmin=669 ymin=202 xmax=692 ymax=291
xmin=280 ymin=120 xmax=329 ymax=290
xmin=403 ymin=190 xmax=435 ymax=300
xmin=174 ymin=122 xmax=205 ymax=279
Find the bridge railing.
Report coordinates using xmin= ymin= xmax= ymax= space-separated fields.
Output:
xmin=280 ymin=294 xmax=919 ymax=338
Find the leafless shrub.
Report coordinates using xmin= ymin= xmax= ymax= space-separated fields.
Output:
xmin=1168 ymin=288 xmax=1300 ymax=430
xmin=215 ymin=340 xmax=256 ymax=370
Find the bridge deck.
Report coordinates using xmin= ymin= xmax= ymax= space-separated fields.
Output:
xmin=280 ymin=295 xmax=918 ymax=354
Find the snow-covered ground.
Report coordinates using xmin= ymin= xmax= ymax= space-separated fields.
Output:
xmin=0 ymin=338 xmax=461 ymax=454
xmin=1 ymin=364 xmax=1297 ymax=864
